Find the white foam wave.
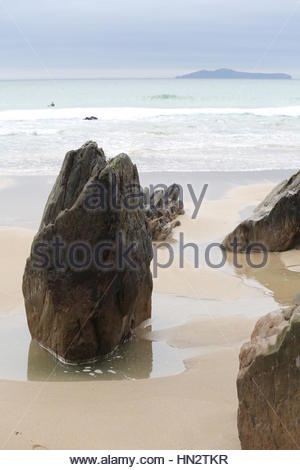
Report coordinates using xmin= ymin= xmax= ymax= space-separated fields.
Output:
xmin=0 ymin=106 xmax=300 ymax=122
xmin=0 ymin=129 xmax=58 ymax=136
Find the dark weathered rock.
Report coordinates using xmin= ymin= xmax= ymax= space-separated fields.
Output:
xmin=237 ymin=306 xmax=300 ymax=449
xmin=223 ymin=171 xmax=300 ymax=252
xmin=145 ymin=183 xmax=184 ymax=241
xmin=84 ymin=116 xmax=98 ymax=120
xmin=23 ymin=142 xmax=153 ymax=363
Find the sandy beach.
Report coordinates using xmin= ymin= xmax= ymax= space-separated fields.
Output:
xmin=0 ymin=171 xmax=296 ymax=449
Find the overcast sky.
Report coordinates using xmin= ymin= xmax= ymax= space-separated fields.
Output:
xmin=0 ymin=0 xmax=299 ymax=78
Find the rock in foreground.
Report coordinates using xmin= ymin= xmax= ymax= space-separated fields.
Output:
xmin=223 ymin=171 xmax=300 ymax=252
xmin=23 ymin=142 xmax=153 ymax=363
xmin=237 ymin=306 xmax=300 ymax=449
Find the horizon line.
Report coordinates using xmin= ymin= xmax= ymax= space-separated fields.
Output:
xmin=0 ymin=75 xmax=298 ymax=81
xmin=0 ymin=67 xmax=297 ymax=81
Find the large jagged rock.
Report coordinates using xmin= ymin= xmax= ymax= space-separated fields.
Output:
xmin=23 ymin=142 xmax=153 ymax=363
xmin=223 ymin=171 xmax=300 ymax=252
xmin=237 ymin=306 xmax=300 ymax=449
xmin=144 ymin=183 xmax=184 ymax=241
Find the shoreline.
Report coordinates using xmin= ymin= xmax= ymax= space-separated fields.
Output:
xmin=0 ymin=169 xmax=294 ymax=230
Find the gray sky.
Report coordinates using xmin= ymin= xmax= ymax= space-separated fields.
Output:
xmin=0 ymin=0 xmax=299 ymax=78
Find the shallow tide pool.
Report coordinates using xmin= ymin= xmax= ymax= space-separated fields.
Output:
xmin=0 ymin=303 xmax=186 ymax=382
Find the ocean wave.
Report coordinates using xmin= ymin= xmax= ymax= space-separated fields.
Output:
xmin=0 ymin=129 xmax=58 ymax=136
xmin=149 ymin=94 xmax=192 ymax=100
xmin=0 ymin=166 xmax=298 ymax=177
xmin=0 ymin=106 xmax=300 ymax=122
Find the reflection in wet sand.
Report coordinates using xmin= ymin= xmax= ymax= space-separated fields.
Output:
xmin=27 ymin=337 xmax=185 ymax=382
xmin=226 ymin=249 xmax=300 ymax=306
xmin=0 ymin=298 xmax=187 ymax=383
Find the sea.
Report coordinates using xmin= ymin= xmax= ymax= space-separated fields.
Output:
xmin=0 ymin=78 xmax=300 ymax=175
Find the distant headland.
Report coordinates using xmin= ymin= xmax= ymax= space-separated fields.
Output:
xmin=176 ymin=68 xmax=292 ymax=80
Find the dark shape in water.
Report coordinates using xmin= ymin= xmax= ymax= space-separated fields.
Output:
xmin=27 ymin=338 xmax=154 ymax=381
xmin=26 ymin=337 xmax=185 ymax=381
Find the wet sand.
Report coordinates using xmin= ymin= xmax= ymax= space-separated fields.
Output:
xmin=0 ymin=228 xmax=33 ymax=312
xmin=0 ymin=171 xmax=296 ymax=449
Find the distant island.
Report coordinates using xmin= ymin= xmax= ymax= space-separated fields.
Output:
xmin=176 ymin=68 xmax=292 ymax=80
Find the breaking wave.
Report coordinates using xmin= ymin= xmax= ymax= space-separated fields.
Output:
xmin=149 ymin=94 xmax=192 ymax=101
xmin=0 ymin=106 xmax=300 ymax=122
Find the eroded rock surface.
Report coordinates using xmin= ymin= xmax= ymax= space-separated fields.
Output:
xmin=223 ymin=171 xmax=300 ymax=252
xmin=145 ymin=183 xmax=184 ymax=241
xmin=23 ymin=142 xmax=153 ymax=363
xmin=237 ymin=306 xmax=300 ymax=449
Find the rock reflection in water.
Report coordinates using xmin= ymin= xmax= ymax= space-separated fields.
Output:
xmin=226 ymin=250 xmax=300 ymax=306
xmin=27 ymin=337 xmax=185 ymax=381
